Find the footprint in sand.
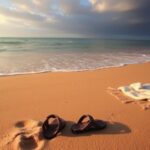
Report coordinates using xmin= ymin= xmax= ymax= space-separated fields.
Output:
xmin=0 ymin=120 xmax=47 ymax=150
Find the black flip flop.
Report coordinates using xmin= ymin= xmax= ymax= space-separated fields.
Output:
xmin=42 ymin=114 xmax=66 ymax=139
xmin=71 ymin=114 xmax=107 ymax=134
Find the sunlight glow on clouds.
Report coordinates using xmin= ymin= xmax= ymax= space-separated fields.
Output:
xmin=89 ymin=0 xmax=137 ymax=12
xmin=0 ymin=15 xmax=7 ymax=24
xmin=0 ymin=0 xmax=149 ymax=37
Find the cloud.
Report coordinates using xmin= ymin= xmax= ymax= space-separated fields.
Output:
xmin=89 ymin=0 xmax=137 ymax=12
xmin=0 ymin=0 xmax=149 ymax=37
xmin=0 ymin=6 xmax=45 ymax=22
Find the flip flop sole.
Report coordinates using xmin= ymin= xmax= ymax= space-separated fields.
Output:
xmin=71 ymin=120 xmax=107 ymax=134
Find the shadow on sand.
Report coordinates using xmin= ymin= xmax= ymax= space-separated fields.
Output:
xmin=5 ymin=120 xmax=131 ymax=149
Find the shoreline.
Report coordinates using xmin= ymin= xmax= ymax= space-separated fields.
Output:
xmin=0 ymin=62 xmax=150 ymax=149
xmin=0 ymin=61 xmax=150 ymax=77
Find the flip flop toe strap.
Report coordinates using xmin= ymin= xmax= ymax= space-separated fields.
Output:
xmin=77 ymin=114 xmax=95 ymax=131
xmin=77 ymin=114 xmax=95 ymax=124
xmin=42 ymin=114 xmax=62 ymax=138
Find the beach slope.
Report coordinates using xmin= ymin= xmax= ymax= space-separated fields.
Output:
xmin=0 ymin=63 xmax=150 ymax=150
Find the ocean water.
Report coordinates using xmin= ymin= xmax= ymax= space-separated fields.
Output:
xmin=0 ymin=38 xmax=150 ymax=76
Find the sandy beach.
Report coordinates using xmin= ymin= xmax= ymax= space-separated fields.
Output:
xmin=0 ymin=62 xmax=150 ymax=150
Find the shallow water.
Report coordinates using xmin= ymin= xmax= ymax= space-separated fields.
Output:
xmin=0 ymin=38 xmax=150 ymax=76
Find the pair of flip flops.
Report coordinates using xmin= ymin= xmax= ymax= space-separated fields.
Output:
xmin=42 ymin=114 xmax=107 ymax=139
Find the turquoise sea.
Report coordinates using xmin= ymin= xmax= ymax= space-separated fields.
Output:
xmin=0 ymin=38 xmax=150 ymax=76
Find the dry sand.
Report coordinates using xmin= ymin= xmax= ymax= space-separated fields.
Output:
xmin=0 ymin=62 xmax=150 ymax=150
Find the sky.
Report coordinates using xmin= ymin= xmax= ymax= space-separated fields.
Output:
xmin=0 ymin=0 xmax=150 ymax=37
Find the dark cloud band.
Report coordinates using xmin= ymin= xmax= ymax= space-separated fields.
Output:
xmin=0 ymin=0 xmax=149 ymax=37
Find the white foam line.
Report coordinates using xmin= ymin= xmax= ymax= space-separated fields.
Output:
xmin=0 ymin=60 xmax=149 ymax=77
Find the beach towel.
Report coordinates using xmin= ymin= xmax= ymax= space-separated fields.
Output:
xmin=118 ymin=82 xmax=150 ymax=101
xmin=107 ymin=82 xmax=150 ymax=110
